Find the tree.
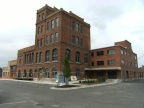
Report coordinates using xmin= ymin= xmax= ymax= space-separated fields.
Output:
xmin=63 ymin=57 xmax=71 ymax=85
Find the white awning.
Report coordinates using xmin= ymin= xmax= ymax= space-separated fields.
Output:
xmin=85 ymin=67 xmax=121 ymax=71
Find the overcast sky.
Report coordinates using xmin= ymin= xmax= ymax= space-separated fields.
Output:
xmin=0 ymin=0 xmax=144 ymax=67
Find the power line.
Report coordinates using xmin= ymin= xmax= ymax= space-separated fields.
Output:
xmin=138 ymin=54 xmax=144 ymax=60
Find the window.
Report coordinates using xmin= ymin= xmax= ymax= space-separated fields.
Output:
xmin=36 ymin=53 xmax=39 ymax=63
xmin=76 ymin=37 xmax=79 ymax=45
xmin=51 ymin=34 xmax=54 ymax=43
xmin=51 ymin=20 xmax=54 ymax=28
xmin=52 ymin=49 xmax=58 ymax=61
xmin=56 ymin=18 xmax=59 ymax=26
xmin=121 ymin=60 xmax=124 ymax=65
xmin=72 ymin=35 xmax=76 ymax=44
xmin=19 ymin=59 xmax=21 ymax=64
xmin=38 ymin=15 xmax=40 ymax=21
xmin=84 ymin=54 xmax=89 ymax=63
xmin=97 ymin=51 xmax=104 ymax=56
xmin=46 ymin=36 xmax=49 ymax=45
xmin=24 ymin=70 xmax=27 ymax=77
xmin=38 ymin=27 xmax=40 ymax=34
xmin=42 ymin=13 xmax=44 ymax=20
xmin=40 ymin=38 xmax=42 ymax=46
xmin=41 ymin=25 xmax=44 ymax=33
xmin=97 ymin=61 xmax=104 ymax=66
xmin=75 ymin=23 xmax=79 ymax=32
xmin=25 ymin=54 xmax=26 ymax=64
xmin=47 ymin=22 xmax=50 ymax=30
xmin=45 ymin=50 xmax=50 ymax=62
xmin=76 ymin=68 xmax=80 ymax=79
xmin=91 ymin=62 xmax=94 ymax=66
xmin=121 ymin=50 xmax=124 ymax=54
xmin=45 ymin=68 xmax=49 ymax=78
xmin=72 ymin=21 xmax=75 ymax=30
xmin=107 ymin=49 xmax=115 ymax=55
xmin=52 ymin=68 xmax=57 ymax=78
xmin=29 ymin=69 xmax=33 ymax=77
xmin=55 ymin=32 xmax=58 ymax=42
xmin=32 ymin=53 xmax=34 ymax=63
xmin=80 ymin=38 xmax=83 ymax=46
xmin=65 ymin=49 xmax=70 ymax=60
xmin=91 ymin=52 xmax=94 ymax=57
xmin=37 ymin=40 xmax=39 ymax=47
xmin=76 ymin=51 xmax=80 ymax=62
xmin=108 ymin=60 xmax=116 ymax=65
xmin=39 ymin=52 xmax=42 ymax=63
xmin=79 ymin=25 xmax=83 ymax=33
xmin=29 ymin=53 xmax=31 ymax=64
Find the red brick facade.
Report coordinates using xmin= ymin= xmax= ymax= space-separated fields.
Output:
xmin=16 ymin=4 xmax=90 ymax=79
xmin=16 ymin=5 xmax=139 ymax=80
xmin=86 ymin=40 xmax=138 ymax=79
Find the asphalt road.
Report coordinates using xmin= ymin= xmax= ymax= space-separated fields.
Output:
xmin=0 ymin=79 xmax=144 ymax=108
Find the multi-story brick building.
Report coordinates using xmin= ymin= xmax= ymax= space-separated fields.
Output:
xmin=16 ymin=4 xmax=90 ymax=79
xmin=86 ymin=40 xmax=138 ymax=79
xmin=16 ymin=4 xmax=139 ymax=80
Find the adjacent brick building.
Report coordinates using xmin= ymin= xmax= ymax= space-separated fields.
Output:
xmin=16 ymin=4 xmax=139 ymax=80
xmin=138 ymin=66 xmax=144 ymax=78
xmin=86 ymin=40 xmax=138 ymax=79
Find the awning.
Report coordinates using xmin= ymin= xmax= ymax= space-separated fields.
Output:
xmin=85 ymin=67 xmax=121 ymax=71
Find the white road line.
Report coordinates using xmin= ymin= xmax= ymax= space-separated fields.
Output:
xmin=0 ymin=101 xmax=27 ymax=106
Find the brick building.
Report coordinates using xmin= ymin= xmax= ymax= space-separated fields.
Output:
xmin=16 ymin=4 xmax=139 ymax=80
xmin=85 ymin=40 xmax=138 ymax=79
xmin=138 ymin=66 xmax=144 ymax=78
xmin=2 ymin=67 xmax=9 ymax=78
xmin=16 ymin=4 xmax=90 ymax=80
xmin=8 ymin=60 xmax=17 ymax=78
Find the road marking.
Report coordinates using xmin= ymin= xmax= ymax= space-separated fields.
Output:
xmin=0 ymin=101 xmax=27 ymax=106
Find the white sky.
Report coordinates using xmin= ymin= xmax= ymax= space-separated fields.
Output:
xmin=0 ymin=0 xmax=144 ymax=67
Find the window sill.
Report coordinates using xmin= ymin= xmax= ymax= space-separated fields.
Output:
xmin=52 ymin=60 xmax=59 ymax=63
xmin=76 ymin=62 xmax=81 ymax=64
xmin=45 ymin=61 xmax=51 ymax=63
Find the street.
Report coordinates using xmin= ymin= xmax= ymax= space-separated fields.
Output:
xmin=0 ymin=79 xmax=144 ymax=108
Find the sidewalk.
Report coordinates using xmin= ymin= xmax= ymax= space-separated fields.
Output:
xmin=0 ymin=78 xmax=119 ymax=90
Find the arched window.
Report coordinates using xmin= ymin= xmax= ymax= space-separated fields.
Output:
xmin=18 ymin=70 xmax=21 ymax=78
xmin=84 ymin=53 xmax=89 ymax=63
xmin=45 ymin=68 xmax=49 ymax=78
xmin=76 ymin=51 xmax=80 ymax=62
xmin=29 ymin=69 xmax=33 ymax=77
xmin=65 ymin=49 xmax=70 ymax=60
xmin=24 ymin=69 xmax=27 ymax=77
xmin=76 ymin=68 xmax=80 ymax=79
xmin=52 ymin=49 xmax=58 ymax=61
xmin=45 ymin=50 xmax=50 ymax=62
xmin=52 ymin=68 xmax=57 ymax=78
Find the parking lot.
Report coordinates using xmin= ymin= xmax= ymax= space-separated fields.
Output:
xmin=0 ymin=79 xmax=144 ymax=108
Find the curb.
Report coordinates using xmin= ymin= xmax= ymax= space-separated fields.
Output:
xmin=50 ymin=82 xmax=119 ymax=90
